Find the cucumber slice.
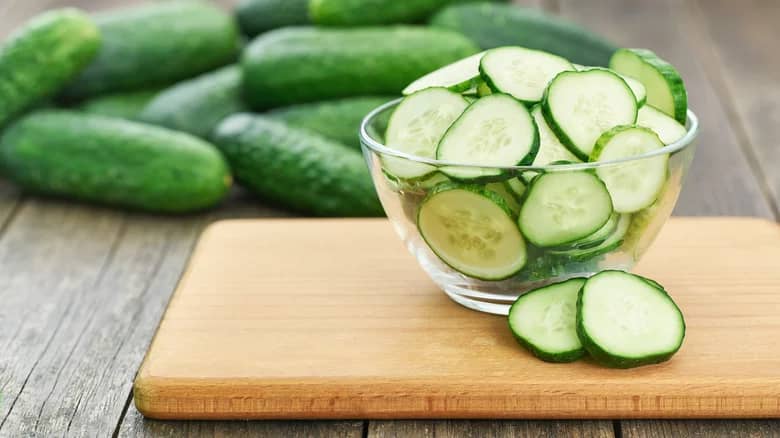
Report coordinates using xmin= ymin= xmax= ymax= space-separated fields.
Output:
xmin=403 ymin=51 xmax=486 ymax=95
xmin=577 ymin=270 xmax=685 ymax=368
xmin=591 ymin=126 xmax=668 ymax=213
xmin=508 ymin=277 xmax=587 ymax=363
xmin=476 ymin=80 xmax=492 ymax=97
xmin=436 ymin=94 xmax=539 ymax=180
xmin=637 ymin=104 xmax=687 ymax=144
xmin=505 ymin=177 xmax=526 ymax=198
xmin=383 ymin=88 xmax=469 ymax=180
xmin=549 ymin=213 xmax=630 ymax=261
xmin=542 ymin=69 xmax=637 ymax=160
xmin=530 ymin=105 xmax=582 ymax=166
xmin=553 ymin=213 xmax=619 ymax=251
xmin=480 ymin=46 xmax=574 ymax=104
xmin=485 ymin=182 xmax=521 ymax=216
xmin=609 ymin=48 xmax=687 ymax=123
xmin=518 ymin=171 xmax=613 ymax=247
xmin=417 ymin=183 xmax=527 ymax=280
xmin=574 ymin=64 xmax=647 ymax=107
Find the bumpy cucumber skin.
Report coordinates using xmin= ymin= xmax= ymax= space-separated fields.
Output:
xmin=576 ymin=270 xmax=686 ymax=368
xmin=430 ymin=3 xmax=617 ymax=67
xmin=139 ymin=65 xmax=246 ymax=139
xmin=78 ymin=89 xmax=160 ymax=120
xmin=610 ymin=48 xmax=688 ymax=124
xmin=0 ymin=9 xmax=100 ymax=126
xmin=213 ymin=114 xmax=384 ymax=217
xmin=0 ymin=111 xmax=232 ymax=213
xmin=267 ymin=96 xmax=394 ymax=149
xmin=508 ymin=277 xmax=587 ymax=363
xmin=310 ymin=0 xmax=504 ymax=26
xmin=417 ymin=182 xmax=525 ymax=281
xmin=236 ymin=0 xmax=309 ymax=36
xmin=62 ymin=1 xmax=240 ymax=99
xmin=541 ymin=69 xmax=637 ymax=161
xmin=242 ymin=26 xmax=479 ymax=109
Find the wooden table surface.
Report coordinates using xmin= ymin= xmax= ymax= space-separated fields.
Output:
xmin=0 ymin=0 xmax=778 ymax=436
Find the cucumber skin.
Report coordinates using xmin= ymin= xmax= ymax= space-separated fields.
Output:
xmin=62 ymin=1 xmax=240 ymax=99
xmin=417 ymin=182 xmax=525 ymax=281
xmin=508 ymin=278 xmax=587 ymax=363
xmin=213 ymin=114 xmax=384 ymax=217
xmin=242 ymin=26 xmax=479 ymax=109
xmin=310 ymin=0 xmax=505 ymax=26
xmin=0 ymin=111 xmax=232 ymax=213
xmin=576 ymin=270 xmax=686 ymax=368
xmin=611 ymin=48 xmax=687 ymax=124
xmin=236 ymin=0 xmax=309 ymax=37
xmin=0 ymin=9 xmax=100 ymax=126
xmin=430 ymin=3 xmax=617 ymax=67
xmin=139 ymin=65 xmax=246 ymax=139
xmin=78 ymin=89 xmax=160 ymax=120
xmin=590 ymin=125 xmax=662 ymax=161
xmin=267 ymin=96 xmax=394 ymax=150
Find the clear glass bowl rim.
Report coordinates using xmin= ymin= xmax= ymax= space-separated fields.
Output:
xmin=359 ymin=97 xmax=699 ymax=172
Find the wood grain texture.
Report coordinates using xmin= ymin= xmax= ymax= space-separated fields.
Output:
xmin=135 ymin=217 xmax=780 ymax=420
xmin=369 ymin=420 xmax=614 ymax=438
xmin=622 ymin=419 xmax=780 ymax=438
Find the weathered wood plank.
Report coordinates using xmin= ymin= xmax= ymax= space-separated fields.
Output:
xmin=369 ymin=420 xmax=614 ymax=438
xmin=622 ymin=420 xmax=780 ymax=438
xmin=558 ymin=0 xmax=773 ymax=217
xmin=691 ymin=0 xmax=780 ymax=212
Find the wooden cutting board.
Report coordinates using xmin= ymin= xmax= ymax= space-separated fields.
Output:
xmin=134 ymin=217 xmax=780 ymax=420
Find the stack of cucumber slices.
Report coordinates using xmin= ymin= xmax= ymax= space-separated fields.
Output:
xmin=383 ymin=46 xmax=689 ymax=282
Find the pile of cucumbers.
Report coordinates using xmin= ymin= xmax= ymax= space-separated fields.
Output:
xmin=0 ymin=0 xmax=626 ymax=215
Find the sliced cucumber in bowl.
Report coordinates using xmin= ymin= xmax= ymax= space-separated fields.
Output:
xmin=417 ymin=183 xmax=527 ymax=280
xmin=549 ymin=213 xmax=631 ymax=261
xmin=573 ymin=64 xmax=647 ymax=107
xmin=480 ymin=46 xmax=574 ymax=105
xmin=637 ymin=104 xmax=687 ymax=144
xmin=403 ymin=51 xmax=486 ymax=95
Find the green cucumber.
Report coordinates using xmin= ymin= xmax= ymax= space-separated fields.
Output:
xmin=637 ymin=104 xmax=687 ymax=144
xmin=480 ymin=46 xmax=574 ymax=105
xmin=574 ymin=64 xmax=647 ymax=107
xmin=236 ymin=0 xmax=309 ymax=37
xmin=62 ymin=1 xmax=240 ymax=99
xmin=430 ymin=3 xmax=618 ymax=67
xmin=508 ymin=278 xmax=586 ymax=363
xmin=437 ymin=94 xmax=538 ymax=180
xmin=548 ymin=213 xmax=630 ymax=261
xmin=530 ymin=105 xmax=582 ymax=166
xmin=485 ymin=182 xmax=521 ymax=216
xmin=577 ymin=270 xmax=685 ymax=368
xmin=609 ymin=48 xmax=687 ymax=123
xmin=0 ymin=9 xmax=100 ymax=126
xmin=505 ymin=177 xmax=526 ymax=198
xmin=518 ymin=171 xmax=613 ymax=248
xmin=417 ymin=183 xmax=527 ymax=280
xmin=242 ymin=26 xmax=479 ymax=109
xmin=78 ymin=89 xmax=160 ymax=120
xmin=552 ymin=213 xmax=620 ymax=251
xmin=310 ymin=0 xmax=504 ymax=26
xmin=403 ymin=51 xmax=486 ymax=95
xmin=267 ymin=96 xmax=393 ymax=149
xmin=139 ymin=65 xmax=246 ymax=139
xmin=213 ymin=114 xmax=383 ymax=217
xmin=0 ymin=111 xmax=231 ymax=213
xmin=591 ymin=126 xmax=668 ymax=213
xmin=542 ymin=69 xmax=637 ymax=160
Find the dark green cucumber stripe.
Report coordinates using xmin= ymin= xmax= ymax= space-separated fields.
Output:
xmin=139 ymin=65 xmax=246 ymax=139
xmin=236 ymin=0 xmax=309 ymax=36
xmin=242 ymin=26 xmax=479 ymax=109
xmin=78 ymin=88 xmax=161 ymax=120
xmin=430 ymin=3 xmax=617 ymax=67
xmin=0 ymin=9 xmax=100 ymax=126
xmin=62 ymin=1 xmax=240 ymax=99
xmin=213 ymin=114 xmax=384 ymax=217
xmin=266 ymin=96 xmax=394 ymax=149
xmin=0 ymin=111 xmax=231 ymax=213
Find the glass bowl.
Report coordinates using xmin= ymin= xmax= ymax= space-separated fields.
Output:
xmin=360 ymin=98 xmax=698 ymax=315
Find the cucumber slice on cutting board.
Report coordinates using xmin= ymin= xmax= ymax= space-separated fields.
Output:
xmin=637 ymin=104 xmax=687 ymax=144
xmin=480 ymin=46 xmax=574 ymax=104
xmin=437 ymin=93 xmax=538 ymax=180
xmin=577 ymin=270 xmax=685 ymax=368
xmin=383 ymin=87 xmax=469 ymax=180
xmin=610 ymin=48 xmax=687 ymax=123
xmin=591 ymin=126 xmax=668 ymax=213
xmin=542 ymin=69 xmax=637 ymax=160
xmin=508 ymin=277 xmax=587 ymax=363
xmin=574 ymin=64 xmax=647 ymax=107
xmin=403 ymin=51 xmax=486 ymax=95
xmin=518 ymin=170 xmax=613 ymax=247
xmin=417 ymin=183 xmax=527 ymax=280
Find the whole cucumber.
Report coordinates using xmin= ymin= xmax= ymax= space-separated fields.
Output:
xmin=310 ymin=0 xmax=506 ymax=26
xmin=213 ymin=114 xmax=384 ymax=217
xmin=0 ymin=9 xmax=99 ymax=126
xmin=0 ymin=111 xmax=232 ymax=213
xmin=62 ymin=1 xmax=240 ymax=99
xmin=78 ymin=89 xmax=161 ymax=120
xmin=242 ymin=26 xmax=479 ymax=108
xmin=236 ymin=0 xmax=310 ymax=36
